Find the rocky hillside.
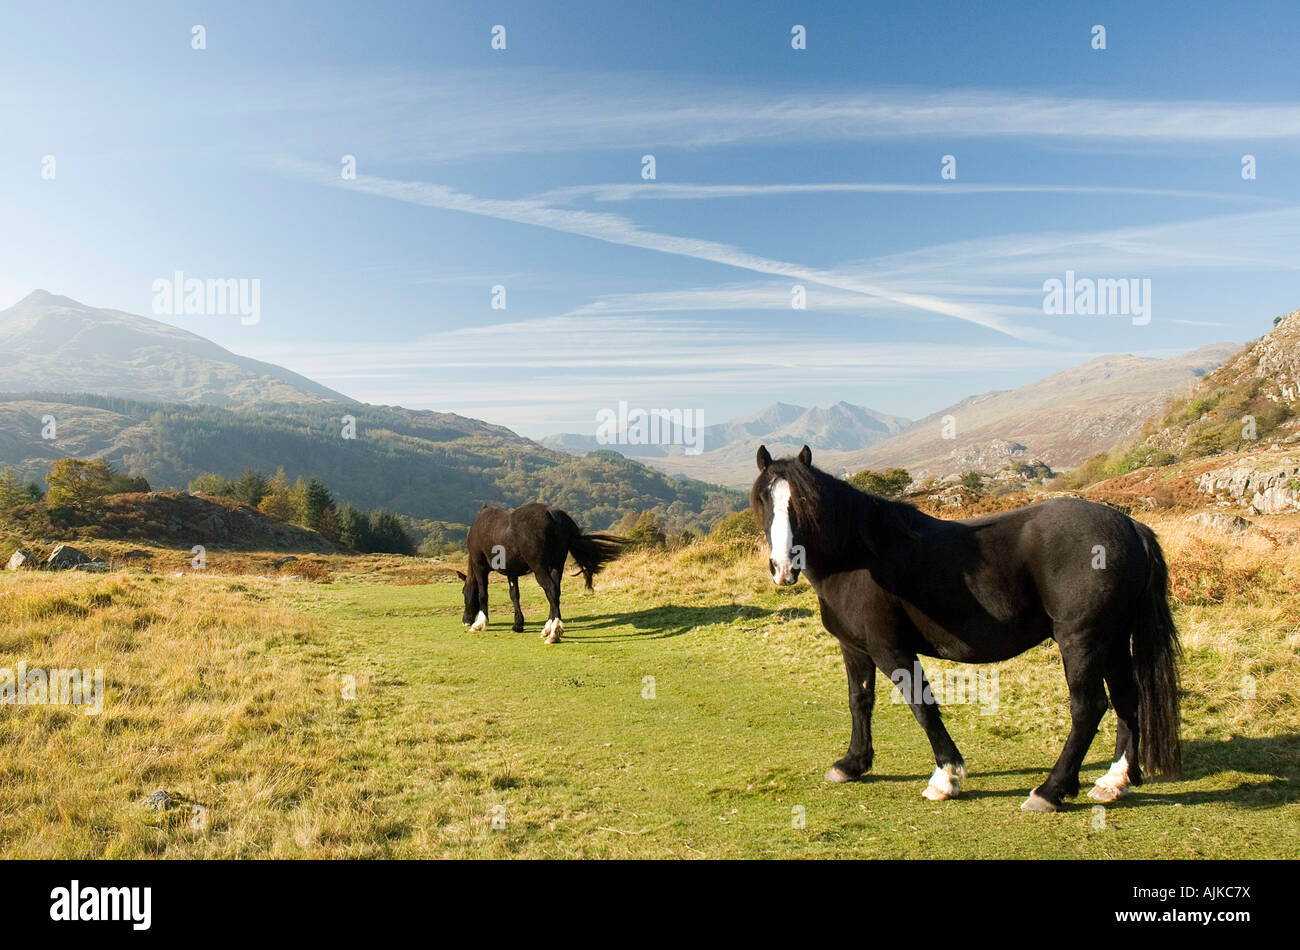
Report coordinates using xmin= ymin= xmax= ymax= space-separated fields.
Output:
xmin=1072 ymin=310 xmax=1300 ymax=486
xmin=1078 ymin=447 xmax=1300 ymax=516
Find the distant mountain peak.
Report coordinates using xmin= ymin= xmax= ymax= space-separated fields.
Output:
xmin=0 ymin=291 xmax=351 ymax=407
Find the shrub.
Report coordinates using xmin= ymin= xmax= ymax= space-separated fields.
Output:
xmin=625 ymin=513 xmax=667 ymax=551
xmin=708 ymin=509 xmax=762 ymax=543
xmin=848 ymin=467 xmax=911 ymax=498
xmin=189 ymin=473 xmax=233 ymax=496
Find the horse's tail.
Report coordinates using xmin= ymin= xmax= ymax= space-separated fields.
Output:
xmin=553 ymin=510 xmax=626 ymax=589
xmin=1131 ymin=521 xmax=1182 ymax=778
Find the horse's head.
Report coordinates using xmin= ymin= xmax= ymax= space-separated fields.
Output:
xmin=751 ymin=443 xmax=815 ymax=586
xmin=458 ymin=570 xmax=479 ymax=625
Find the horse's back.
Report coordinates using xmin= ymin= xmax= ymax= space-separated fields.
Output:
xmin=817 ymin=495 xmax=1152 ymax=662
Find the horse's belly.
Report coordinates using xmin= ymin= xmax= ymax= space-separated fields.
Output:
xmin=907 ymin=610 xmax=1050 ymax=663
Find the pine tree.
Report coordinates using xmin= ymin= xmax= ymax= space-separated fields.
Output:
xmin=0 ymin=466 xmax=28 ymax=509
xmin=337 ymin=504 xmax=371 ymax=551
xmin=303 ymin=477 xmax=334 ymax=531
xmin=233 ymin=469 xmax=269 ymax=507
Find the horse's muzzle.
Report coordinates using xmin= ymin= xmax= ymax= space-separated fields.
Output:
xmin=770 ymin=560 xmax=800 ymax=585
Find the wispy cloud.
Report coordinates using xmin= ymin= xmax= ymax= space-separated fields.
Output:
xmin=254 ymin=72 xmax=1300 ymax=162
xmin=836 ymin=206 xmax=1300 ymax=284
xmin=538 ymin=181 xmax=1271 ymax=206
xmin=272 ymin=157 xmax=1050 ymax=341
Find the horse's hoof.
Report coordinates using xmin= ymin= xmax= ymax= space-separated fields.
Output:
xmin=825 ymin=766 xmax=857 ymax=783
xmin=469 ymin=611 xmax=487 ymax=632
xmin=1087 ymin=785 xmax=1128 ymax=803
xmin=1087 ymin=755 xmax=1131 ymax=803
xmin=540 ymin=619 xmax=554 ymax=640
xmin=544 ymin=621 xmax=564 ymax=644
xmin=921 ymin=764 xmax=965 ymax=801
xmin=1021 ymin=791 xmax=1058 ymax=813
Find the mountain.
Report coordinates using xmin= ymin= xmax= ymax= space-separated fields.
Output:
xmin=830 ymin=343 xmax=1240 ymax=479
xmin=544 ymin=400 xmax=910 ymax=486
xmin=0 ymin=290 xmax=348 ymax=406
xmin=0 ymin=293 xmax=742 ymax=531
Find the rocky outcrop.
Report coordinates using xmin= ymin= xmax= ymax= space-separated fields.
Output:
xmin=1195 ymin=456 xmax=1300 ymax=514
xmin=1186 ymin=512 xmax=1264 ymax=538
xmin=46 ymin=543 xmax=91 ymax=570
xmin=5 ymin=549 xmax=35 ymax=570
xmin=943 ymin=439 xmax=1028 ymax=473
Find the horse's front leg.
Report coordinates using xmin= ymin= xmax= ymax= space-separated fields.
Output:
xmin=469 ymin=564 xmax=489 ymax=631
xmin=507 ymin=575 xmax=525 ymax=633
xmin=826 ymin=643 xmax=877 ymax=782
xmin=533 ymin=568 xmax=564 ymax=644
xmin=879 ymin=648 xmax=967 ymax=801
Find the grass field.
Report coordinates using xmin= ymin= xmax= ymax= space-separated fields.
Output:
xmin=0 ymin=512 xmax=1297 ymax=858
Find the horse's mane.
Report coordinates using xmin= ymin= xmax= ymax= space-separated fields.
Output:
xmin=768 ymin=460 xmax=927 ymax=557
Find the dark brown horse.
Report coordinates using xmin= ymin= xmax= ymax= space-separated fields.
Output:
xmin=751 ymin=444 xmax=1181 ymax=812
xmin=459 ymin=503 xmax=625 ymax=644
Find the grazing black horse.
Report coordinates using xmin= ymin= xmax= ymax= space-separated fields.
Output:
xmin=751 ymin=444 xmax=1181 ymax=812
xmin=459 ymin=503 xmax=625 ymax=644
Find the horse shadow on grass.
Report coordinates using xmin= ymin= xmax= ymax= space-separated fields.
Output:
xmin=865 ymin=733 xmax=1298 ymax=810
xmin=565 ymin=604 xmax=814 ymax=642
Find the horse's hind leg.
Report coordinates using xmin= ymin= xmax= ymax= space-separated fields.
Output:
xmin=1024 ymin=638 xmax=1108 ymax=812
xmin=533 ymin=568 xmax=564 ymax=644
xmin=507 ymin=575 xmax=525 ymax=633
xmin=1089 ymin=645 xmax=1141 ymax=803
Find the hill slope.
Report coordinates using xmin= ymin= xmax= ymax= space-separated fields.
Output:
xmin=0 ymin=291 xmax=349 ymax=406
xmin=0 ymin=393 xmax=741 ymax=530
xmin=833 ymin=343 xmax=1238 ymax=478
xmin=1069 ymin=309 xmax=1300 ymax=487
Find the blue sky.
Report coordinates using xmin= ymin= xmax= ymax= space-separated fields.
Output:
xmin=2 ymin=1 xmax=1299 ymax=437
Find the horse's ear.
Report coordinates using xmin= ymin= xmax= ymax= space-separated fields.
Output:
xmin=797 ymin=445 xmax=813 ymax=467
xmin=456 ymin=570 xmax=467 ymax=581
xmin=756 ymin=445 xmax=772 ymax=471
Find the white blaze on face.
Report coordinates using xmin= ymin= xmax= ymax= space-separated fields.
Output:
xmin=769 ymin=479 xmax=796 ymax=584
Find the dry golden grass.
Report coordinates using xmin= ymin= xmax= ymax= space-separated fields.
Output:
xmin=0 ymin=571 xmax=384 ymax=857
